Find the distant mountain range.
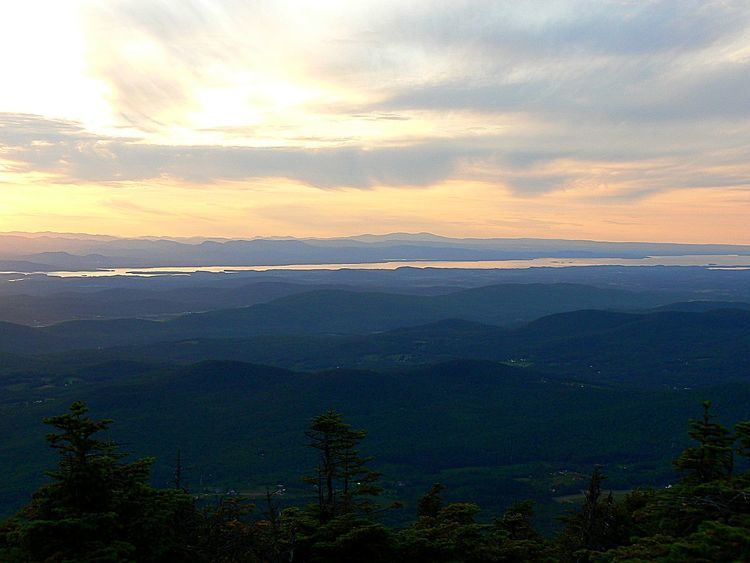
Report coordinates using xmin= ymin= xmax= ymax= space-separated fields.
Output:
xmin=2 ymin=232 xmax=750 ymax=270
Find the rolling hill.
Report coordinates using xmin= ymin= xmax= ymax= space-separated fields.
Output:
xmin=0 ymin=283 xmax=670 ymax=354
xmin=21 ymin=306 xmax=750 ymax=387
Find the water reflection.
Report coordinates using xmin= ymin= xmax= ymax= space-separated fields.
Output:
xmin=2 ymin=254 xmax=750 ymax=278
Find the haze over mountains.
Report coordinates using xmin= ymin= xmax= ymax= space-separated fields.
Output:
xmin=2 ymin=231 xmax=750 ymax=531
xmin=5 ymin=1 xmax=750 ymax=557
xmin=3 ymin=232 xmax=750 ymax=270
xmin=0 ymin=283 xmax=666 ymax=349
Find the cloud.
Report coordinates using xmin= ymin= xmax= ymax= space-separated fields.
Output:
xmin=377 ymin=47 xmax=750 ymax=123
xmin=503 ymin=174 xmax=572 ymax=195
xmin=3 ymin=112 xmax=750 ymax=202
xmin=81 ymin=0 xmax=356 ymax=129
xmin=76 ymin=0 xmax=750 ymax=127
xmin=382 ymin=0 xmax=746 ymax=57
xmin=0 ymin=113 xmax=470 ymax=188
xmin=4 ymin=1 xmax=750 ymax=202
xmin=3 ymin=1 xmax=750 ymax=242
xmin=351 ymin=1 xmax=750 ymax=125
xmin=0 ymin=113 xmax=94 ymax=143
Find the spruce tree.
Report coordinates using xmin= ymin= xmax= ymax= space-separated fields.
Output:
xmin=303 ymin=410 xmax=382 ymax=522
xmin=417 ymin=483 xmax=445 ymax=519
xmin=1 ymin=401 xmax=196 ymax=562
xmin=557 ymin=466 xmax=622 ymax=557
xmin=674 ymin=401 xmax=734 ymax=484
xmin=735 ymin=421 xmax=750 ymax=459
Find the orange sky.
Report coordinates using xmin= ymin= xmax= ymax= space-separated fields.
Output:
xmin=1 ymin=1 xmax=749 ymax=243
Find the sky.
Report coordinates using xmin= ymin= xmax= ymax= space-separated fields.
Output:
xmin=1 ymin=0 xmax=749 ymax=242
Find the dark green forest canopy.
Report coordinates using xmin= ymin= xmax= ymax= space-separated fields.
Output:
xmin=2 ymin=400 xmax=750 ymax=562
xmin=3 ymin=358 xmax=750 ymax=524
xmin=4 ymin=305 xmax=749 ymax=388
xmin=1 ymin=279 xmax=749 ymax=560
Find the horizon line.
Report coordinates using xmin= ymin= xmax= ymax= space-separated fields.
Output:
xmin=1 ymin=230 xmax=750 ymax=247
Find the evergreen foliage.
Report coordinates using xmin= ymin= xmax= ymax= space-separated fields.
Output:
xmin=302 ymin=410 xmax=383 ymax=522
xmin=0 ymin=401 xmax=197 ymax=562
xmin=3 ymin=400 xmax=750 ymax=561
xmin=674 ymin=401 xmax=734 ymax=484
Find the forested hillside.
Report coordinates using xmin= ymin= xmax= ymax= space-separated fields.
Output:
xmin=5 ymin=305 xmax=749 ymax=387
xmin=0 ymin=283 xmax=671 ymax=353
xmin=5 ymin=0 xmax=750 ymax=556
xmin=3 ymin=359 xmax=750 ymax=527
xmin=2 ymin=274 xmax=749 ymax=560
xmin=2 ymin=400 xmax=750 ymax=561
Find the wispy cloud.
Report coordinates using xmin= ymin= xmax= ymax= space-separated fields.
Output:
xmin=1 ymin=1 xmax=750 ymax=240
xmin=2 ymin=112 xmax=750 ymax=201
xmin=0 ymin=113 xmax=469 ymax=188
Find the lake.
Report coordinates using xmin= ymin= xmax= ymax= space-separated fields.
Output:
xmin=2 ymin=254 xmax=750 ymax=278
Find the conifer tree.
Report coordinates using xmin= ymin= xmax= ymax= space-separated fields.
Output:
xmin=674 ymin=401 xmax=734 ymax=484
xmin=557 ymin=466 xmax=622 ymax=558
xmin=735 ymin=421 xmax=750 ymax=459
xmin=1 ymin=401 xmax=196 ymax=562
xmin=173 ymin=448 xmax=186 ymax=492
xmin=303 ymin=410 xmax=382 ymax=522
xmin=417 ymin=483 xmax=445 ymax=519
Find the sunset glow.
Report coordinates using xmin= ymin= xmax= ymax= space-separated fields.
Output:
xmin=1 ymin=0 xmax=749 ymax=242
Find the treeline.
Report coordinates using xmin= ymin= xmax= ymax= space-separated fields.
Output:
xmin=2 ymin=401 xmax=750 ymax=561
